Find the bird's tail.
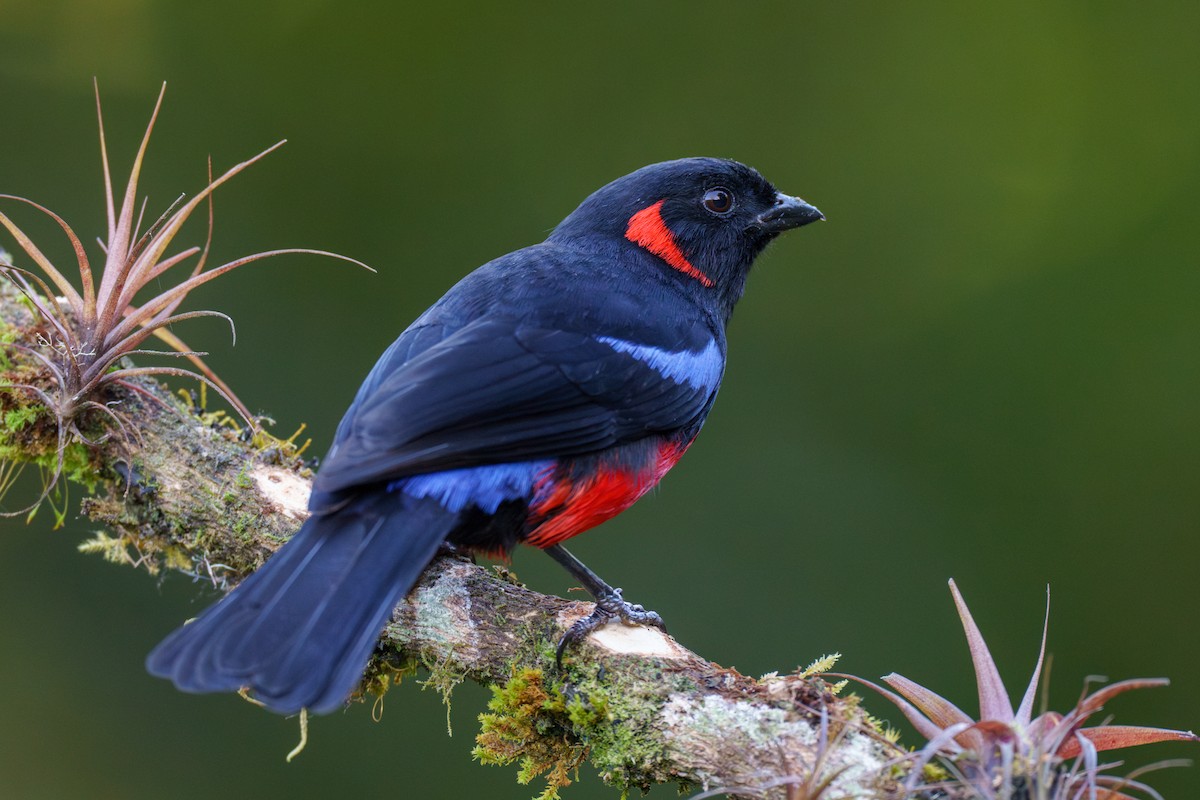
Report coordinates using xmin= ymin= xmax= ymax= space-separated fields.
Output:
xmin=145 ymin=492 xmax=456 ymax=714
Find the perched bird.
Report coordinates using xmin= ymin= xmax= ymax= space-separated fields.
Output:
xmin=146 ymin=158 xmax=823 ymax=714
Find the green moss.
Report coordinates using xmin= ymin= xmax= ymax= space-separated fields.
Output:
xmin=0 ymin=389 xmax=102 ymax=525
xmin=3 ymin=402 xmax=42 ymax=432
xmin=78 ymin=531 xmax=142 ymax=569
xmin=473 ymin=668 xmax=587 ymax=800
xmin=232 ymin=513 xmax=257 ymax=540
xmin=923 ymin=762 xmax=951 ymax=784
xmin=234 ymin=464 xmax=254 ymax=489
xmin=356 ymin=654 xmax=421 ymax=720
xmin=0 ymin=318 xmax=16 ymax=370
xmin=417 ymin=651 xmax=468 ymax=735
xmin=564 ymin=687 xmax=609 ymax=729
xmin=61 ymin=441 xmax=99 ymax=490
xmin=558 ymin=658 xmax=692 ymax=791
xmin=0 ymin=387 xmax=103 ymax=493
xmin=473 ymin=654 xmax=694 ymax=798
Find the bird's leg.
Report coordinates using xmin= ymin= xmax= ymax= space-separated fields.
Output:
xmin=544 ymin=544 xmax=665 ymax=668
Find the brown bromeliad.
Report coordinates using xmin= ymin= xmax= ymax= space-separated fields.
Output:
xmin=837 ymin=580 xmax=1197 ymax=799
xmin=0 ymin=81 xmax=369 ymax=510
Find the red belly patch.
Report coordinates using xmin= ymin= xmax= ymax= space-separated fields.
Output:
xmin=526 ymin=439 xmax=691 ymax=548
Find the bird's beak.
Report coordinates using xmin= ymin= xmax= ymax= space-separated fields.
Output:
xmin=752 ymin=192 xmax=825 ymax=234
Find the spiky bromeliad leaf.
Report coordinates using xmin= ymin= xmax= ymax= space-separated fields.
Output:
xmin=832 ymin=579 xmax=1197 ymax=799
xmin=0 ymin=80 xmax=372 ymax=514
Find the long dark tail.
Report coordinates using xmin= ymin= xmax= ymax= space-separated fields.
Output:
xmin=146 ymin=492 xmax=457 ymax=714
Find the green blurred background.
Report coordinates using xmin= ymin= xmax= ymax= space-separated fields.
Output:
xmin=1 ymin=2 xmax=1197 ymax=797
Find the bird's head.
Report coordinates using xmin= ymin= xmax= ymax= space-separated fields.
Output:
xmin=550 ymin=157 xmax=823 ymax=312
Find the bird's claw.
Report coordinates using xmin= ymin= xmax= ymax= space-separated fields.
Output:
xmin=555 ymin=588 xmax=666 ymax=669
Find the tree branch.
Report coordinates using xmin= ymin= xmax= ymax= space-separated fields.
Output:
xmin=1 ymin=279 xmax=904 ymax=799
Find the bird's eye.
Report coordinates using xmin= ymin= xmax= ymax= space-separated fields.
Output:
xmin=702 ymin=187 xmax=734 ymax=215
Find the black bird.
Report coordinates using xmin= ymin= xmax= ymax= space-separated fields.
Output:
xmin=147 ymin=158 xmax=823 ymax=713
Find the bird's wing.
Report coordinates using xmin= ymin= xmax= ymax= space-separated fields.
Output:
xmin=312 ymin=315 xmax=722 ymax=494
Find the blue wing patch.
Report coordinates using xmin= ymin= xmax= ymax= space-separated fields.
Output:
xmin=597 ymin=336 xmax=723 ymax=391
xmin=393 ymin=459 xmax=554 ymax=513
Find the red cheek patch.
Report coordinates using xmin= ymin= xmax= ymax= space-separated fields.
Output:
xmin=625 ymin=200 xmax=714 ymax=287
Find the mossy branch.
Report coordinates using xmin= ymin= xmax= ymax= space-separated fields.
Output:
xmin=1 ymin=279 xmax=906 ymax=800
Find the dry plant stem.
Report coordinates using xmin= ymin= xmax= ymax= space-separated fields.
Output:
xmin=0 ymin=282 xmax=901 ymax=800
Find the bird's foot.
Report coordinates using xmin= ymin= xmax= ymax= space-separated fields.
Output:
xmin=555 ymin=588 xmax=665 ymax=669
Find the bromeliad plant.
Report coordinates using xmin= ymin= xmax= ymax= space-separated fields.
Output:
xmin=837 ymin=580 xmax=1197 ymax=799
xmin=0 ymin=82 xmax=368 ymax=508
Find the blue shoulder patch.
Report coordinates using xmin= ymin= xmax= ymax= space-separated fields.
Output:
xmin=597 ymin=336 xmax=724 ymax=391
xmin=392 ymin=459 xmax=554 ymax=513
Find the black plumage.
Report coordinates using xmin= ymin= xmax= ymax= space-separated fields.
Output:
xmin=147 ymin=158 xmax=823 ymax=712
